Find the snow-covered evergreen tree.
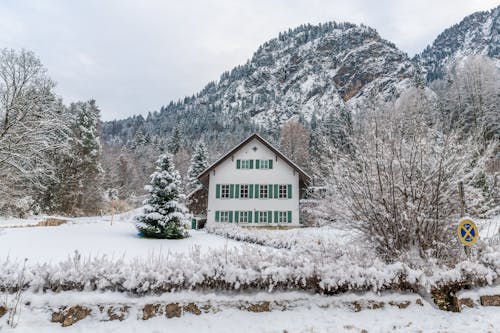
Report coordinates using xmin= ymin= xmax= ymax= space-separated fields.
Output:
xmin=168 ymin=127 xmax=182 ymax=154
xmin=187 ymin=140 xmax=209 ymax=191
xmin=136 ymin=153 xmax=189 ymax=239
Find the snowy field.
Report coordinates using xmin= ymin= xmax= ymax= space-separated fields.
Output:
xmin=1 ymin=211 xmax=499 ymax=332
xmin=0 ymin=211 xmax=242 ymax=264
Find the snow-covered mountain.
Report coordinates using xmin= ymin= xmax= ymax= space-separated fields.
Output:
xmin=419 ymin=5 xmax=499 ymax=81
xmin=102 ymin=5 xmax=499 ymax=146
xmin=103 ymin=22 xmax=416 ymax=145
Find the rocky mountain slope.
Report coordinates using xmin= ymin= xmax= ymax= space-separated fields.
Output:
xmin=103 ymin=22 xmax=416 ymax=145
xmin=102 ymin=5 xmax=499 ymax=147
xmin=418 ymin=5 xmax=499 ymax=81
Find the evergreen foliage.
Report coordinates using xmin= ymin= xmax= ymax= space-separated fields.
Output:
xmin=136 ymin=153 xmax=189 ymax=239
xmin=187 ymin=140 xmax=209 ymax=191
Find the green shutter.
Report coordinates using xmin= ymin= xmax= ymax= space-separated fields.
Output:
xmin=274 ymin=211 xmax=278 ymax=224
xmin=249 ymin=160 xmax=254 ymax=169
xmin=248 ymin=211 xmax=252 ymax=223
xmin=230 ymin=184 xmax=234 ymax=198
xmin=235 ymin=184 xmax=240 ymax=198
xmin=255 ymin=184 xmax=259 ymax=198
xmin=287 ymin=211 xmax=292 ymax=223
xmin=249 ymin=184 xmax=254 ymax=198
xmin=229 ymin=211 xmax=233 ymax=223
xmin=288 ymin=184 xmax=292 ymax=199
xmin=269 ymin=159 xmax=273 ymax=169
xmin=236 ymin=160 xmax=241 ymax=169
xmin=216 ymin=184 xmax=220 ymax=198
xmin=274 ymin=184 xmax=279 ymax=198
xmin=256 ymin=160 xmax=260 ymax=169
xmin=235 ymin=211 xmax=239 ymax=223
xmin=268 ymin=184 xmax=272 ymax=198
xmin=254 ymin=211 xmax=259 ymax=223
xmin=268 ymin=211 xmax=272 ymax=223
xmin=215 ymin=211 xmax=220 ymax=222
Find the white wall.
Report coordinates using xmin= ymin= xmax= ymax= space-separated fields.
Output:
xmin=206 ymin=138 xmax=300 ymax=226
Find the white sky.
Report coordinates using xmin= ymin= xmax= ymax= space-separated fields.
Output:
xmin=0 ymin=0 xmax=498 ymax=120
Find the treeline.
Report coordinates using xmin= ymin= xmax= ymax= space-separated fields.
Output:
xmin=0 ymin=49 xmax=103 ymax=216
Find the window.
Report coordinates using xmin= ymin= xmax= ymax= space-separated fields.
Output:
xmin=220 ymin=211 xmax=230 ymax=222
xmin=259 ymin=211 xmax=268 ymax=223
xmin=240 ymin=184 xmax=249 ymax=198
xmin=241 ymin=160 xmax=251 ymax=169
xmin=259 ymin=185 xmax=268 ymax=199
xmin=278 ymin=184 xmax=288 ymax=199
xmin=221 ymin=184 xmax=230 ymax=199
xmin=260 ymin=160 xmax=269 ymax=169
xmin=278 ymin=211 xmax=288 ymax=223
xmin=239 ymin=211 xmax=249 ymax=223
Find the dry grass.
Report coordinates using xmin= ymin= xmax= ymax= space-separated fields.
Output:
xmin=35 ymin=218 xmax=67 ymax=227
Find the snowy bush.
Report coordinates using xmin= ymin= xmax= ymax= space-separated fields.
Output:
xmin=330 ymin=91 xmax=498 ymax=262
xmin=0 ymin=242 xmax=497 ymax=295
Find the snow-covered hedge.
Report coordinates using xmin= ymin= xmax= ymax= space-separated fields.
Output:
xmin=1 ymin=242 xmax=498 ymax=294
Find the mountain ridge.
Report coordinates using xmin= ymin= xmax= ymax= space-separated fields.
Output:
xmin=102 ymin=5 xmax=499 ymax=147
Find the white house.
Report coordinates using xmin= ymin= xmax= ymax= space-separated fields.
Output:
xmin=197 ymin=133 xmax=311 ymax=227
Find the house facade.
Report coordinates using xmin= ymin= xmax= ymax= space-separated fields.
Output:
xmin=198 ymin=133 xmax=311 ymax=227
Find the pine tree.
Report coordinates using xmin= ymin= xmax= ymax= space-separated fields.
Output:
xmin=168 ymin=127 xmax=182 ymax=154
xmin=136 ymin=153 xmax=188 ymax=239
xmin=187 ymin=140 xmax=209 ymax=191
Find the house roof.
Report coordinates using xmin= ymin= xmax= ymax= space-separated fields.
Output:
xmin=197 ymin=133 xmax=311 ymax=187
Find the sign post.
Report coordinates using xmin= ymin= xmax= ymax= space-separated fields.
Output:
xmin=457 ymin=218 xmax=478 ymax=257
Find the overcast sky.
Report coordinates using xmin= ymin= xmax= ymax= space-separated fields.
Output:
xmin=0 ymin=0 xmax=497 ymax=121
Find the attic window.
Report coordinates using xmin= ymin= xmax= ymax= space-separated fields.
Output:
xmin=252 ymin=146 xmax=258 ymax=152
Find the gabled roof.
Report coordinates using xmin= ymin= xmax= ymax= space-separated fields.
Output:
xmin=197 ymin=133 xmax=311 ymax=187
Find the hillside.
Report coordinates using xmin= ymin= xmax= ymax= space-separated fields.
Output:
xmin=102 ymin=22 xmax=417 ymax=146
xmin=419 ymin=5 xmax=500 ymax=81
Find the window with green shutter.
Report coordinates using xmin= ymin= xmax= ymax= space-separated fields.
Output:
xmin=269 ymin=159 xmax=273 ymax=169
xmin=235 ymin=184 xmax=240 ymax=198
xmin=288 ymin=184 xmax=292 ymax=199
xmin=240 ymin=184 xmax=249 ymax=198
xmin=220 ymin=211 xmax=230 ymax=222
xmin=215 ymin=211 xmax=220 ymax=222
xmin=248 ymin=211 xmax=253 ymax=223
xmin=287 ymin=211 xmax=292 ymax=223
xmin=254 ymin=184 xmax=259 ymax=198
xmin=230 ymin=184 xmax=235 ymax=198
xmin=268 ymin=211 xmax=272 ymax=223
xmin=259 ymin=185 xmax=268 ymax=199
xmin=216 ymin=184 xmax=221 ymax=198
xmin=258 ymin=211 xmax=268 ymax=223
xmin=234 ymin=211 xmax=239 ymax=223
xmin=254 ymin=211 xmax=259 ymax=223
xmin=249 ymin=160 xmax=254 ymax=169
xmin=228 ymin=211 xmax=233 ymax=223
xmin=256 ymin=160 xmax=260 ymax=169
xmin=249 ymin=184 xmax=254 ymax=198
xmin=274 ymin=211 xmax=278 ymax=224
xmin=236 ymin=160 xmax=241 ymax=169
xmin=268 ymin=184 xmax=273 ymax=198
xmin=274 ymin=184 xmax=279 ymax=198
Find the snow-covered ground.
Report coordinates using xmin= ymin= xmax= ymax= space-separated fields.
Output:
xmin=0 ymin=211 xmax=242 ymax=264
xmin=0 ymin=211 xmax=499 ymax=332
xmin=1 ymin=290 xmax=499 ymax=333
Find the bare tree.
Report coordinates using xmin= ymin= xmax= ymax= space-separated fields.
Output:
xmin=332 ymin=91 xmax=493 ymax=262
xmin=279 ymin=119 xmax=310 ymax=170
xmin=0 ymin=49 xmax=68 ymax=215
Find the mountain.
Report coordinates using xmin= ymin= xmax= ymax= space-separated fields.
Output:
xmin=102 ymin=22 xmax=417 ymax=146
xmin=419 ymin=5 xmax=499 ymax=81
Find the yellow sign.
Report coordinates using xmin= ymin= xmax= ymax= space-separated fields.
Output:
xmin=457 ymin=219 xmax=478 ymax=246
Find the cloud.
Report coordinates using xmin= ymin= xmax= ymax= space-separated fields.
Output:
xmin=0 ymin=0 xmax=497 ymax=120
